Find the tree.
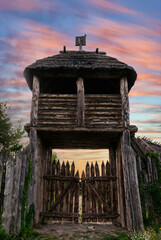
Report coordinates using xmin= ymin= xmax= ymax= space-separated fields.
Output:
xmin=0 ymin=101 xmax=24 ymax=153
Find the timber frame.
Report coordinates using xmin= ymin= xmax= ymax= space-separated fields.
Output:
xmin=24 ymin=50 xmax=143 ymax=231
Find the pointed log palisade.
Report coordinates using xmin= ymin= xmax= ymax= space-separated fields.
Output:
xmin=23 ymin=49 xmax=143 ymax=230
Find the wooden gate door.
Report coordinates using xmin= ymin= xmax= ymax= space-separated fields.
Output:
xmin=41 ymin=160 xmax=80 ymax=222
xmin=81 ymin=161 xmax=119 ymax=222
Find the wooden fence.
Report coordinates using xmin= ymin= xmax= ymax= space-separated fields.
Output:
xmin=0 ymin=147 xmax=32 ymax=233
xmin=131 ymin=137 xmax=161 ymax=223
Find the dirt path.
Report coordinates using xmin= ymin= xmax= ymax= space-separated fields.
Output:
xmin=34 ymin=222 xmax=128 ymax=240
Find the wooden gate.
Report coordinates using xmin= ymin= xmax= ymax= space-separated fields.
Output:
xmin=41 ymin=161 xmax=80 ymax=222
xmin=81 ymin=162 xmax=118 ymax=222
xmin=41 ymin=160 xmax=118 ymax=223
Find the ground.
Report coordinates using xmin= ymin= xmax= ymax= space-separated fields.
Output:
xmin=33 ymin=222 xmax=129 ymax=240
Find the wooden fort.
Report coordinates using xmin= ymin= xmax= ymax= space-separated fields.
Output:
xmin=24 ymin=47 xmax=143 ymax=230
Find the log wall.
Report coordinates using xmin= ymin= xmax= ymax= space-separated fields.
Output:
xmin=37 ymin=94 xmax=123 ymax=128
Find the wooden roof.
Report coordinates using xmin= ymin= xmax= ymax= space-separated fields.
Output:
xmin=24 ymin=50 xmax=137 ymax=92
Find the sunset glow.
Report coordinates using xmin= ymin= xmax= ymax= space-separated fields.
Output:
xmin=0 ymin=0 xmax=161 ymax=168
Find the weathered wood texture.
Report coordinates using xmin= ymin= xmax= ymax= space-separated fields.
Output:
xmin=116 ymin=130 xmax=143 ymax=231
xmin=131 ymin=136 xmax=161 ymax=224
xmin=31 ymin=75 xmax=40 ymax=125
xmin=120 ymin=77 xmax=130 ymax=127
xmin=76 ymin=77 xmax=85 ymax=127
xmin=41 ymin=161 xmax=80 ymax=222
xmin=81 ymin=161 xmax=119 ymax=222
xmin=29 ymin=129 xmax=52 ymax=223
xmin=37 ymin=94 xmax=123 ymax=128
xmin=1 ymin=148 xmax=31 ymax=233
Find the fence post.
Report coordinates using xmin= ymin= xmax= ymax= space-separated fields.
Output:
xmin=2 ymin=155 xmax=14 ymax=233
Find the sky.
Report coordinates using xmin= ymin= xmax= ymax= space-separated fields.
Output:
xmin=0 ymin=0 xmax=161 ymax=171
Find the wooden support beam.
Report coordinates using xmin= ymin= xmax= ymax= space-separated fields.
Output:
xmin=31 ymin=76 xmax=40 ymax=125
xmin=76 ymin=77 xmax=84 ymax=127
xmin=121 ymin=130 xmax=143 ymax=231
xmin=120 ymin=77 xmax=130 ymax=127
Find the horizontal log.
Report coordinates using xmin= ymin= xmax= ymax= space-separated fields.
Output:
xmin=85 ymin=121 xmax=120 ymax=125
xmin=39 ymin=94 xmax=120 ymax=98
xmin=81 ymin=176 xmax=117 ymax=181
xmin=38 ymin=115 xmax=76 ymax=120
xmin=39 ymin=94 xmax=77 ymax=98
xmin=25 ymin=124 xmax=138 ymax=132
xmin=37 ymin=121 xmax=76 ymax=125
xmin=85 ymin=106 xmax=122 ymax=110
xmin=85 ymin=103 xmax=121 ymax=107
xmin=38 ymin=111 xmax=76 ymax=116
xmin=44 ymin=175 xmax=79 ymax=181
xmin=38 ymin=106 xmax=76 ymax=110
xmin=39 ymin=101 xmax=77 ymax=106
xmin=85 ymin=111 xmax=122 ymax=115
xmin=40 ymin=211 xmax=79 ymax=218
xmin=85 ymin=94 xmax=121 ymax=98
xmin=82 ymin=213 xmax=119 ymax=218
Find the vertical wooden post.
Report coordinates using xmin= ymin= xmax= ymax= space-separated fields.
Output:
xmin=2 ymin=155 xmax=14 ymax=233
xmin=120 ymin=77 xmax=130 ymax=127
xmin=120 ymin=130 xmax=143 ymax=231
xmin=76 ymin=77 xmax=84 ymax=127
xmin=31 ymin=76 xmax=40 ymax=125
xmin=0 ymin=153 xmax=4 ymax=195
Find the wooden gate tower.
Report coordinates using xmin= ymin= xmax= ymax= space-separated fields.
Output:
xmin=24 ymin=46 xmax=143 ymax=230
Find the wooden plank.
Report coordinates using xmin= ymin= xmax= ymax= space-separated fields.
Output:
xmin=69 ymin=162 xmax=75 ymax=221
xmin=2 ymin=155 xmax=14 ymax=233
xmin=109 ymin=147 xmax=117 ymax=224
xmin=65 ymin=161 xmax=70 ymax=212
xmin=50 ymin=160 xmax=56 ymax=210
xmin=106 ymin=161 xmax=111 ymax=219
xmin=101 ymin=162 xmax=106 ymax=222
xmin=82 ymin=213 xmax=119 ymax=218
xmin=85 ymin=111 xmax=122 ymax=115
xmin=121 ymin=130 xmax=143 ymax=231
xmin=81 ymin=171 xmax=86 ymax=222
xmin=40 ymin=211 xmax=78 ymax=218
xmin=95 ymin=162 xmax=102 ymax=220
xmin=11 ymin=151 xmax=22 ymax=232
xmin=85 ymin=94 xmax=121 ymax=98
xmin=91 ymin=163 xmax=96 ymax=222
xmin=0 ymin=153 xmax=4 ymax=195
xmin=39 ymin=94 xmax=77 ymax=98
xmin=77 ymin=77 xmax=84 ymax=127
xmin=55 ymin=160 xmax=60 ymax=212
xmin=120 ymin=77 xmax=129 ymax=127
xmin=31 ymin=76 xmax=40 ymax=125
xmin=74 ymin=171 xmax=79 ymax=223
xmin=86 ymin=162 xmax=90 ymax=221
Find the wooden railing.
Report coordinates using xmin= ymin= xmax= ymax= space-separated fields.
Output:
xmin=37 ymin=94 xmax=122 ymax=128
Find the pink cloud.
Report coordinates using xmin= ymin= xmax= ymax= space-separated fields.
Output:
xmin=0 ymin=0 xmax=58 ymax=12
xmin=3 ymin=20 xmax=72 ymax=68
xmin=131 ymin=103 xmax=161 ymax=109
xmin=88 ymin=0 xmax=138 ymax=15
xmin=0 ymin=78 xmax=28 ymax=88
xmin=83 ymin=17 xmax=161 ymax=71
xmin=129 ymin=89 xmax=161 ymax=96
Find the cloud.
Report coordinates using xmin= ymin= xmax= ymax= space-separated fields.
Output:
xmin=88 ymin=0 xmax=138 ymax=15
xmin=2 ymin=20 xmax=71 ymax=68
xmin=129 ymin=90 xmax=161 ymax=96
xmin=0 ymin=0 xmax=58 ymax=12
xmin=83 ymin=17 xmax=161 ymax=71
